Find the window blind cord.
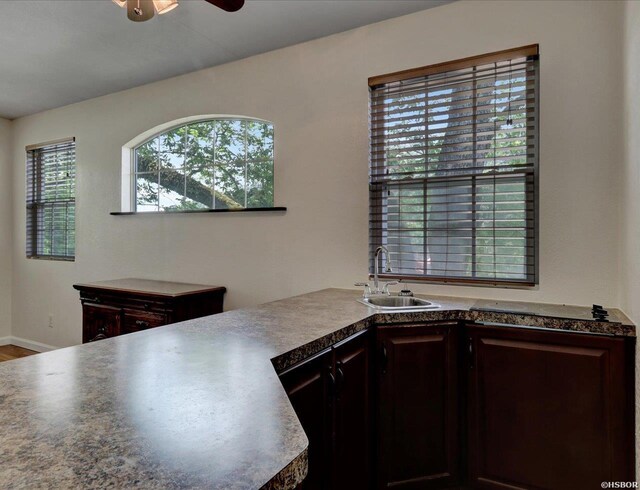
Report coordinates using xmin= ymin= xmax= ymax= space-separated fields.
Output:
xmin=493 ymin=62 xmax=498 ymax=278
xmin=506 ymin=59 xmax=513 ymax=127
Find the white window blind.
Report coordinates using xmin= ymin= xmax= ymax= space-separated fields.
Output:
xmin=369 ymin=45 xmax=539 ymax=286
xmin=26 ymin=138 xmax=76 ymax=260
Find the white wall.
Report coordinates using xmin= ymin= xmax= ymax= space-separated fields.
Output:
xmin=622 ymin=2 xmax=640 ymax=324
xmin=10 ymin=0 xmax=626 ymax=347
xmin=621 ymin=0 xmax=640 ymax=477
xmin=0 ymin=118 xmax=12 ymax=339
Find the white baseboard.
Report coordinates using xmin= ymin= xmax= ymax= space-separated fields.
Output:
xmin=0 ymin=336 xmax=58 ymax=353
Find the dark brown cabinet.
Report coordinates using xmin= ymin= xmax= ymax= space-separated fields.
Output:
xmin=280 ymin=348 xmax=333 ymax=490
xmin=467 ymin=324 xmax=635 ymax=489
xmin=74 ymin=278 xmax=225 ymax=343
xmin=376 ymin=322 xmax=461 ymax=490
xmin=280 ymin=320 xmax=634 ymax=490
xmin=333 ymin=330 xmax=372 ymax=490
xmin=279 ymin=329 xmax=371 ymax=490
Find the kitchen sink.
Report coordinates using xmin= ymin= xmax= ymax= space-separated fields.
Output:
xmin=358 ymin=296 xmax=440 ymax=311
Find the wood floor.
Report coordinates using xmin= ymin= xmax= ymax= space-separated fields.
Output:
xmin=0 ymin=345 xmax=38 ymax=362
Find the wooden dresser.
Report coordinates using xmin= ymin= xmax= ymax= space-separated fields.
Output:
xmin=73 ymin=278 xmax=226 ymax=343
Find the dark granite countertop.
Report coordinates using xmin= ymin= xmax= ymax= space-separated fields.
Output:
xmin=0 ymin=289 xmax=634 ymax=488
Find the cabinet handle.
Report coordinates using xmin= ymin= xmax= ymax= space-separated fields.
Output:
xmin=336 ymin=362 xmax=345 ymax=396
xmin=468 ymin=337 xmax=474 ymax=369
xmin=90 ymin=333 xmax=107 ymax=342
xmin=135 ymin=320 xmax=150 ymax=328
xmin=327 ymin=370 xmax=336 ymax=397
xmin=381 ymin=344 xmax=388 ymax=375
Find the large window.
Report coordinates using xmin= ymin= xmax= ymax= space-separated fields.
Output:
xmin=369 ymin=45 xmax=539 ymax=286
xmin=134 ymin=118 xmax=274 ymax=212
xmin=26 ymin=138 xmax=76 ymax=260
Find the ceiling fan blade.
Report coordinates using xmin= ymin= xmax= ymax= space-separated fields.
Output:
xmin=203 ymin=0 xmax=245 ymax=12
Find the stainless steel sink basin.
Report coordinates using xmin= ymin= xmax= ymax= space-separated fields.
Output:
xmin=358 ymin=296 xmax=440 ymax=311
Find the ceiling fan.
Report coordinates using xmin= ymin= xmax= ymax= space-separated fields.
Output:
xmin=113 ymin=0 xmax=245 ymax=22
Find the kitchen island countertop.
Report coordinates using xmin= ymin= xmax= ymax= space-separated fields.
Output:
xmin=0 ymin=289 xmax=634 ymax=488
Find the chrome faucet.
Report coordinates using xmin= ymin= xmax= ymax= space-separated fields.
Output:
xmin=355 ymin=246 xmax=397 ymax=297
xmin=373 ymin=246 xmax=392 ymax=293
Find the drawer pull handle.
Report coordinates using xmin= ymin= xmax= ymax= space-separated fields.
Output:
xmin=90 ymin=333 xmax=107 ymax=342
xmin=381 ymin=344 xmax=388 ymax=375
xmin=336 ymin=363 xmax=345 ymax=397
xmin=327 ymin=370 xmax=336 ymax=397
xmin=135 ymin=320 xmax=150 ymax=328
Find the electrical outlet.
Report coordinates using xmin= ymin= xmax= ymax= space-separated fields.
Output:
xmin=48 ymin=314 xmax=54 ymax=328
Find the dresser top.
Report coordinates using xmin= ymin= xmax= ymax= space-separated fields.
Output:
xmin=72 ymin=278 xmax=226 ymax=298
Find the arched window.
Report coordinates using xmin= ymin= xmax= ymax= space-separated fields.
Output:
xmin=133 ymin=118 xmax=274 ymax=212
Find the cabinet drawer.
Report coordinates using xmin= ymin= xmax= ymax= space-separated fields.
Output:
xmin=83 ymin=304 xmax=122 ymax=343
xmin=123 ymin=310 xmax=168 ymax=333
xmin=80 ymin=292 xmax=169 ymax=313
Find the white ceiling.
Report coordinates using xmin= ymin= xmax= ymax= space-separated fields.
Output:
xmin=0 ymin=0 xmax=452 ymax=120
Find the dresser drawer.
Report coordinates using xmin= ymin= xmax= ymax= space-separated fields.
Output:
xmin=123 ymin=310 xmax=168 ymax=333
xmin=80 ymin=292 xmax=169 ymax=313
xmin=83 ymin=304 xmax=122 ymax=343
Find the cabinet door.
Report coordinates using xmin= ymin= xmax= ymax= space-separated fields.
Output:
xmin=82 ymin=304 xmax=122 ymax=343
xmin=467 ymin=324 xmax=634 ymax=489
xmin=333 ymin=329 xmax=372 ymax=490
xmin=280 ymin=349 xmax=333 ymax=490
xmin=376 ymin=323 xmax=460 ymax=489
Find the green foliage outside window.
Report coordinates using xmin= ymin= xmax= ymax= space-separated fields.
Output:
xmin=134 ymin=118 xmax=274 ymax=212
xmin=384 ymin=80 xmax=530 ymax=279
xmin=371 ymin=55 xmax=538 ymax=283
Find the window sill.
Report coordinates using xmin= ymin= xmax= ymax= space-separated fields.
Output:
xmin=110 ymin=207 xmax=287 ymax=216
xmin=27 ymin=255 xmax=75 ymax=262
xmin=373 ymin=273 xmax=537 ymax=289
